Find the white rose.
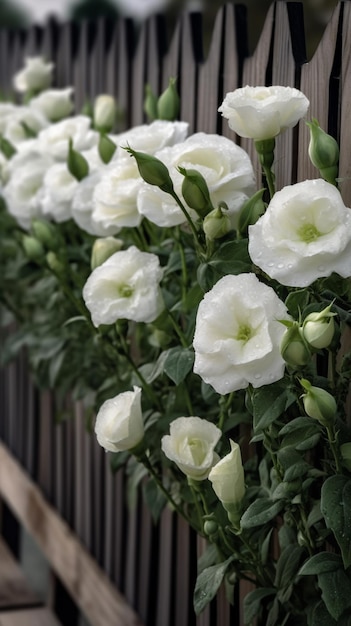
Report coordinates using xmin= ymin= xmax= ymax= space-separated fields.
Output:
xmin=208 ymin=440 xmax=245 ymax=505
xmin=114 ymin=119 xmax=189 ymax=161
xmin=30 ymin=88 xmax=74 ymax=121
xmin=218 ymin=85 xmax=309 ymax=140
xmin=37 ymin=115 xmax=98 ymax=161
xmin=95 ymin=386 xmax=144 ymax=452
xmin=13 ymin=57 xmax=54 ymax=93
xmin=72 ymin=171 xmax=118 ymax=236
xmin=2 ymin=145 xmax=54 ymax=229
xmin=82 ymin=245 xmax=164 ymax=326
xmin=137 ymin=133 xmax=255 ymax=228
xmin=3 ymin=105 xmax=48 ymax=146
xmin=161 ymin=416 xmax=221 ymax=480
xmin=92 ymin=159 xmax=143 ymax=232
xmin=38 ymin=162 xmax=78 ymax=222
xmin=248 ymin=179 xmax=351 ymax=287
xmin=193 ymin=273 xmax=290 ymax=394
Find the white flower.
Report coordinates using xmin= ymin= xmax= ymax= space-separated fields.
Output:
xmin=193 ymin=273 xmax=290 ymax=394
xmin=208 ymin=440 xmax=245 ymax=505
xmin=218 ymin=85 xmax=309 ymax=141
xmin=95 ymin=386 xmax=144 ymax=452
xmin=38 ymin=162 xmax=78 ymax=222
xmin=71 ymin=171 xmax=118 ymax=236
xmin=13 ymin=57 xmax=54 ymax=93
xmin=30 ymin=88 xmax=74 ymax=121
xmin=92 ymin=159 xmax=143 ymax=232
xmin=2 ymin=105 xmax=48 ymax=146
xmin=37 ymin=115 xmax=98 ymax=161
xmin=137 ymin=133 xmax=255 ymax=228
xmin=161 ymin=416 xmax=221 ymax=480
xmin=248 ymin=179 xmax=351 ymax=287
xmin=114 ymin=119 xmax=189 ymax=161
xmin=93 ymin=94 xmax=116 ymax=130
xmin=82 ymin=245 xmax=164 ymax=326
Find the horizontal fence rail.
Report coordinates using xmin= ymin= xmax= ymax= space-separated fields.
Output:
xmin=1 ymin=2 xmax=351 ymax=625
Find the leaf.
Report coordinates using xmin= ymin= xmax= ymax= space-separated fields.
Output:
xmin=142 ymin=478 xmax=167 ymax=523
xmin=310 ymin=601 xmax=338 ymax=626
xmin=110 ymin=450 xmax=130 ymax=473
xmin=243 ymin=587 xmax=276 ymax=624
xmin=285 ymin=289 xmax=310 ymax=319
xmin=321 ymin=475 xmax=351 ymax=568
xmin=261 ymin=528 xmax=273 ymax=565
xmin=317 ymin=568 xmax=351 ymax=620
xmin=197 ymin=240 xmax=252 ymax=291
xmin=241 ymin=498 xmax=284 ymax=529
xmin=299 ymin=552 xmax=342 ymax=575
xmin=193 ymin=556 xmax=234 ymax=615
xmin=274 ymin=545 xmax=305 ymax=589
xmin=251 ymin=382 xmax=293 ymax=431
xmin=163 ymin=347 xmax=194 ymax=385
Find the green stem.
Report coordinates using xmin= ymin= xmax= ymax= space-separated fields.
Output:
xmin=326 ymin=422 xmax=343 ymax=474
xmin=169 ymin=190 xmax=205 ymax=255
xmin=263 ymin=164 xmax=275 ymax=200
xmin=167 ymin=310 xmax=188 ymax=347
xmin=218 ymin=392 xmax=234 ymax=431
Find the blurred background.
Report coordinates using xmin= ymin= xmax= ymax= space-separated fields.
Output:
xmin=0 ymin=0 xmax=340 ymax=58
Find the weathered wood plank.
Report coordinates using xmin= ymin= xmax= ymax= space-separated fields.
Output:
xmin=339 ymin=1 xmax=351 ymax=206
xmin=0 ymin=608 xmax=61 ymax=626
xmin=0 ymin=538 xmax=39 ymax=610
xmin=0 ymin=443 xmax=144 ymax=626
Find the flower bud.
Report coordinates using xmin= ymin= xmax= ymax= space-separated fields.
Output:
xmin=303 ymin=304 xmax=336 ymax=349
xmin=203 ymin=519 xmax=218 ymax=539
xmin=124 ymin=147 xmax=174 ymax=193
xmin=144 ymin=84 xmax=158 ymax=121
xmin=306 ymin=118 xmax=339 ymax=185
xmin=300 ymin=378 xmax=337 ymax=425
xmin=22 ymin=235 xmax=45 ymax=261
xmin=340 ymin=442 xmax=351 ymax=472
xmin=31 ymin=219 xmax=60 ymax=251
xmin=93 ymin=94 xmax=117 ymax=133
xmin=203 ymin=205 xmax=231 ymax=241
xmin=67 ymin=138 xmax=89 ymax=182
xmin=91 ymin=237 xmax=123 ymax=269
xmin=208 ymin=440 xmax=245 ymax=531
xmin=237 ymin=188 xmax=265 ymax=236
xmin=178 ymin=166 xmax=214 ymax=216
xmin=98 ymin=133 xmax=117 ymax=164
xmin=13 ymin=57 xmax=54 ymax=94
xmin=30 ymin=87 xmax=74 ymax=122
xmin=157 ymin=77 xmax=180 ymax=121
xmin=280 ymin=321 xmax=311 ymax=367
xmin=46 ymin=251 xmax=66 ymax=276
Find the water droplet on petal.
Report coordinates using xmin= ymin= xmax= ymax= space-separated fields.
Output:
xmin=277 ymin=263 xmax=284 ymax=269
xmin=254 ymin=373 xmax=261 ymax=380
xmin=268 ymin=262 xmax=274 ymax=267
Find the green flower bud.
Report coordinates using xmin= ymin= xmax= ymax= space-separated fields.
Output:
xmin=46 ymin=251 xmax=65 ymax=275
xmin=340 ymin=442 xmax=351 ymax=472
xmin=303 ymin=303 xmax=336 ymax=349
xmin=124 ymin=146 xmax=174 ymax=193
xmin=306 ymin=118 xmax=339 ymax=185
xmin=143 ymin=84 xmax=158 ymax=121
xmin=238 ymin=188 xmax=265 ymax=236
xmin=157 ymin=77 xmax=180 ymax=121
xmin=67 ymin=138 xmax=89 ymax=181
xmin=178 ymin=166 xmax=214 ymax=216
xmin=91 ymin=237 xmax=123 ymax=269
xmin=254 ymin=138 xmax=275 ymax=169
xmin=300 ymin=378 xmax=337 ymax=425
xmin=93 ymin=94 xmax=117 ymax=133
xmin=31 ymin=218 xmax=59 ymax=251
xmin=22 ymin=234 xmax=45 ymax=261
xmin=203 ymin=520 xmax=218 ymax=537
xmin=98 ymin=133 xmax=117 ymax=164
xmin=203 ymin=205 xmax=231 ymax=241
xmin=280 ymin=321 xmax=311 ymax=367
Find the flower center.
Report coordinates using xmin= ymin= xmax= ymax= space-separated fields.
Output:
xmin=236 ymin=324 xmax=253 ymax=343
xmin=298 ymin=223 xmax=322 ymax=243
xmin=188 ymin=438 xmax=206 ymax=465
xmin=118 ymin=284 xmax=133 ymax=298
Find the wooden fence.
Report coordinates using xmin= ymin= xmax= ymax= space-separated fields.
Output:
xmin=1 ymin=2 xmax=351 ymax=625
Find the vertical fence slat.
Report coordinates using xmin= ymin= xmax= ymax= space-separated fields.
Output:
xmin=339 ymin=2 xmax=351 ymax=206
xmin=220 ymin=4 xmax=244 ymax=139
xmin=179 ymin=13 xmax=202 ymax=133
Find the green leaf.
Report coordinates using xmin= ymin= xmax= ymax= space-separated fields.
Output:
xmin=110 ymin=450 xmax=130 ymax=473
xmin=261 ymin=528 xmax=273 ymax=565
xmin=285 ymin=289 xmax=310 ymax=319
xmin=274 ymin=545 xmax=305 ymax=589
xmin=321 ymin=475 xmax=351 ymax=568
xmin=142 ymin=478 xmax=167 ymax=523
xmin=241 ymin=498 xmax=284 ymax=529
xmin=67 ymin=138 xmax=89 ymax=181
xmin=310 ymin=601 xmax=337 ymax=626
xmin=317 ymin=568 xmax=351 ymax=620
xmin=193 ymin=556 xmax=234 ymax=615
xmin=251 ymin=382 xmax=294 ymax=431
xmin=243 ymin=587 xmax=276 ymax=624
xmin=299 ymin=552 xmax=342 ymax=575
xmin=197 ymin=239 xmax=252 ymax=291
xmin=163 ymin=347 xmax=194 ymax=385
xmin=98 ymin=133 xmax=117 ymax=164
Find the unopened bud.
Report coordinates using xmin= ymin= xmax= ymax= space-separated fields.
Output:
xmin=124 ymin=146 xmax=174 ymax=193
xmin=179 ymin=166 xmax=214 ymax=216
xmin=22 ymin=235 xmax=45 ymax=261
xmin=91 ymin=237 xmax=123 ymax=269
xmin=93 ymin=94 xmax=117 ymax=133
xmin=303 ymin=304 xmax=336 ymax=349
xmin=157 ymin=77 xmax=180 ymax=121
xmin=203 ymin=519 xmax=218 ymax=538
xmin=31 ymin=218 xmax=59 ymax=250
xmin=238 ymin=188 xmax=265 ymax=236
xmin=280 ymin=321 xmax=311 ymax=367
xmin=67 ymin=138 xmax=89 ymax=181
xmin=300 ymin=378 xmax=337 ymax=425
xmin=144 ymin=84 xmax=158 ymax=121
xmin=306 ymin=119 xmax=339 ymax=185
xmin=203 ymin=205 xmax=231 ymax=241
xmin=46 ymin=251 xmax=66 ymax=275
xmin=98 ymin=133 xmax=117 ymax=164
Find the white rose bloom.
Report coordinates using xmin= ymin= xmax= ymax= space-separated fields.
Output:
xmin=72 ymin=171 xmax=118 ymax=236
xmin=218 ymin=85 xmax=309 ymax=141
xmin=83 ymin=245 xmax=164 ymax=326
xmin=30 ymin=88 xmax=74 ymax=121
xmin=38 ymin=162 xmax=78 ymax=222
xmin=2 ymin=145 xmax=54 ymax=229
xmin=193 ymin=273 xmax=290 ymax=394
xmin=37 ymin=115 xmax=98 ymax=161
xmin=95 ymin=386 xmax=144 ymax=452
xmin=208 ymin=440 xmax=245 ymax=505
xmin=3 ymin=105 xmax=48 ymax=146
xmin=161 ymin=416 xmax=221 ymax=480
xmin=248 ymin=179 xmax=351 ymax=287
xmin=13 ymin=57 xmax=54 ymax=93
xmin=113 ymin=119 xmax=189 ymax=161
xmin=137 ymin=133 xmax=255 ymax=228
xmin=92 ymin=159 xmax=143 ymax=232
xmin=0 ymin=103 xmax=18 ymax=133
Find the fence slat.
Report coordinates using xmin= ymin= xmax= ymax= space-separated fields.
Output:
xmin=339 ymin=2 xmax=351 ymax=206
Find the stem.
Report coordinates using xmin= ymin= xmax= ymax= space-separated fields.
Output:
xmin=218 ymin=392 xmax=234 ymax=431
xmin=262 ymin=165 xmax=275 ymax=200
xmin=326 ymin=422 xmax=343 ymax=474
xmin=169 ymin=190 xmax=205 ymax=255
xmin=167 ymin=310 xmax=188 ymax=347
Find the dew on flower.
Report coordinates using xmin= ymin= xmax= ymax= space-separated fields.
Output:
xmin=277 ymin=263 xmax=284 ymax=269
